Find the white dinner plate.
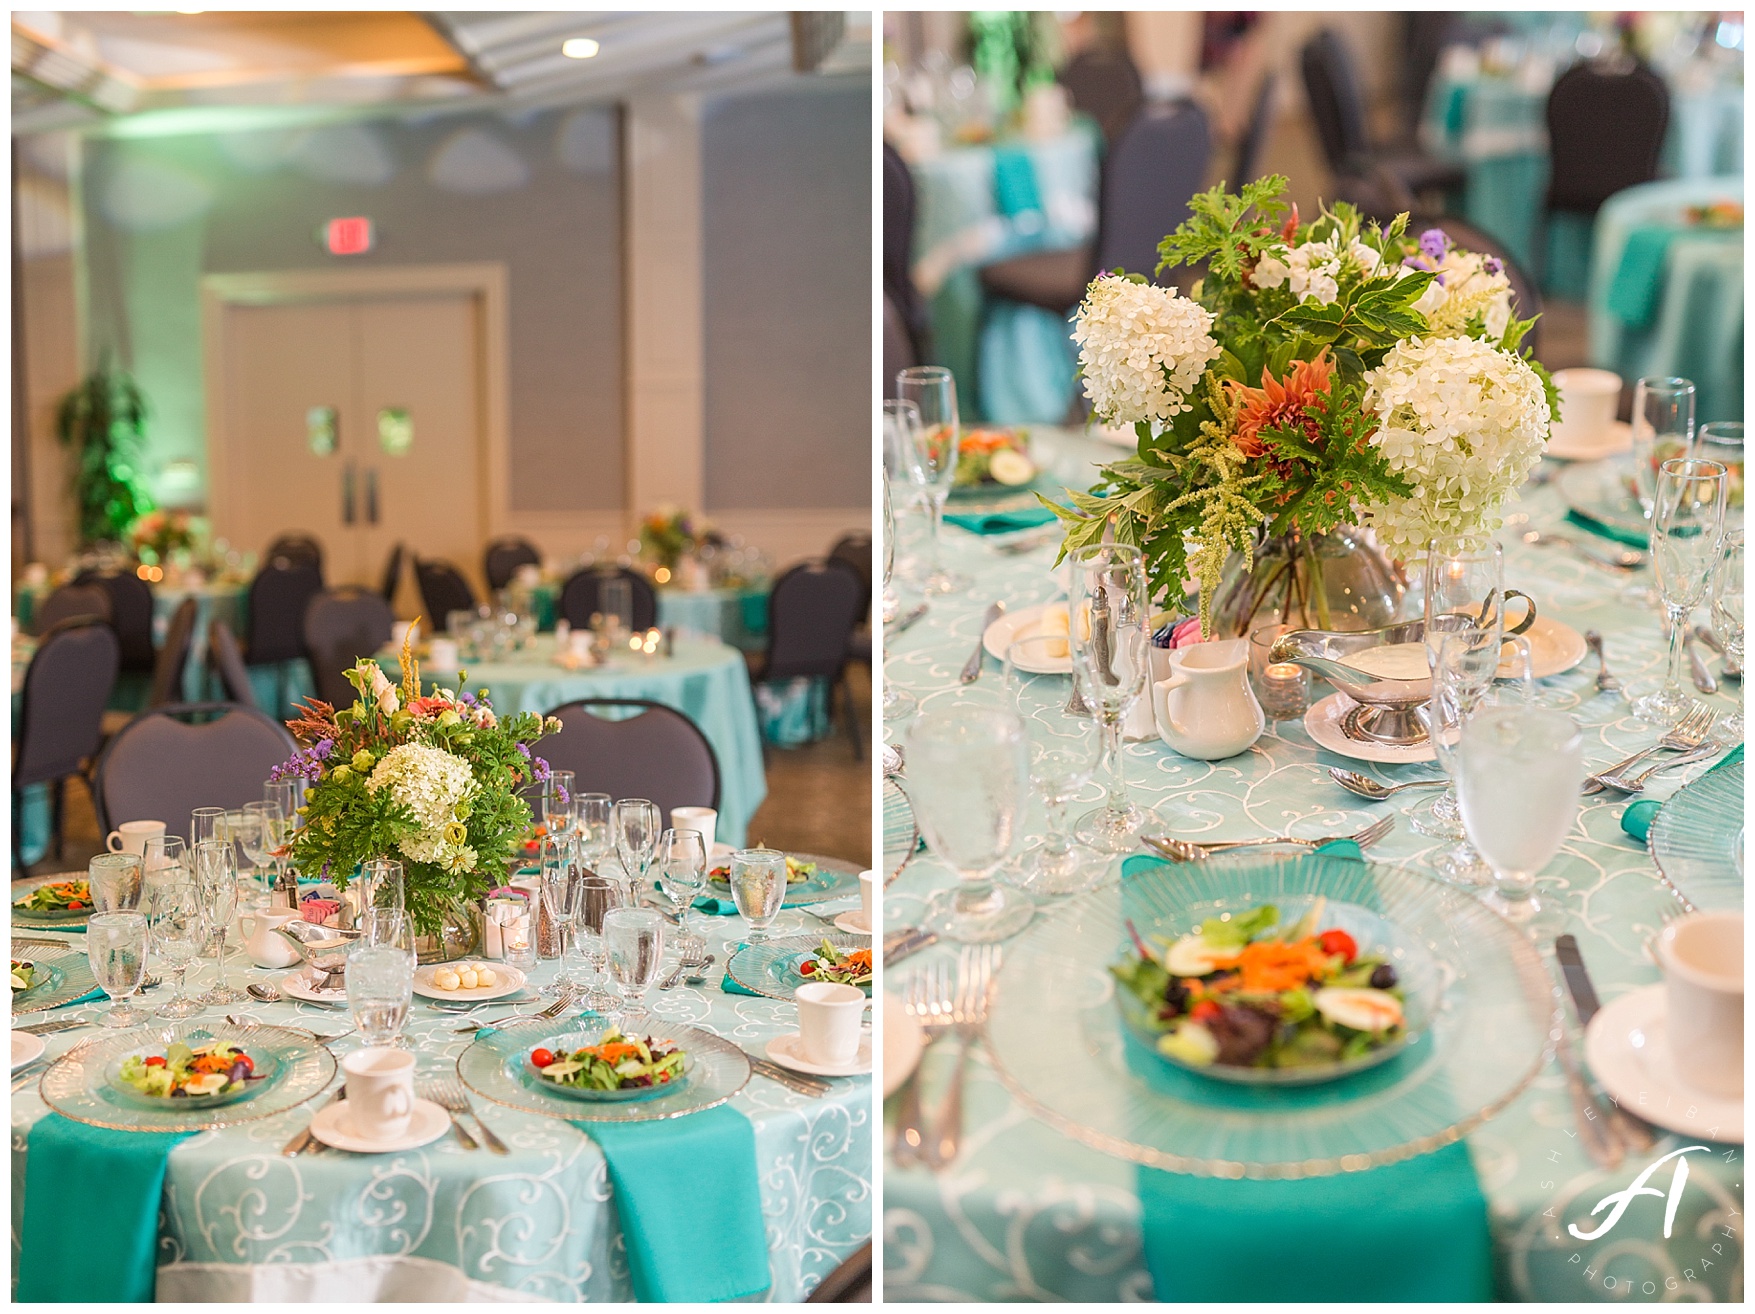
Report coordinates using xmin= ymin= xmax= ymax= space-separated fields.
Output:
xmin=280 ymin=968 xmax=348 ymax=1005
xmin=308 ymin=1097 xmax=451 ymax=1153
xmin=983 ymin=602 xmax=1071 ymax=673
xmin=1546 ymin=419 xmax=1633 ymax=462
xmin=1303 ymin=692 xmax=1439 ymax=764
xmin=11 ymin=1030 xmax=46 ymax=1071
xmin=766 ymin=1031 xmax=873 ymax=1077
xmin=882 ymin=1004 xmax=925 ymax=1099
xmin=413 ymin=962 xmax=526 ymax=1002
xmin=1584 ymin=984 xmax=1742 ymax=1144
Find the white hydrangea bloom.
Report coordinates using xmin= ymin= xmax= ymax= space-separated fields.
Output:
xmin=1252 ymin=238 xmax=1380 ymax=306
xmin=1422 ymin=250 xmax=1516 ymax=343
xmin=1361 ymin=336 xmax=1551 ymax=560
xmin=1073 ymin=276 xmax=1221 ymax=425
xmin=366 ymin=742 xmax=477 ymax=869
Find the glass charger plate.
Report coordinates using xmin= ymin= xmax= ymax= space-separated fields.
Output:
xmin=708 ymin=853 xmax=862 ymax=908
xmin=1555 ymin=458 xmax=1648 ymax=543
xmin=944 ymin=473 xmax=1059 ymax=515
xmin=457 ymin=1019 xmax=750 ymax=1123
xmin=1650 ymin=757 xmax=1744 ymax=913
xmin=39 ymin=1020 xmax=336 ymax=1132
xmin=983 ymin=852 xmax=1556 ymax=1179
xmin=11 ymin=944 xmax=96 ymax=1014
xmin=12 ymin=876 xmax=95 ymax=925
xmin=725 ymin=932 xmax=871 ymax=1002
xmin=882 ymin=777 xmax=919 ymax=888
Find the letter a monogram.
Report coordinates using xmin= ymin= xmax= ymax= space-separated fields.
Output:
xmin=1568 ymin=1147 xmax=1711 ymax=1241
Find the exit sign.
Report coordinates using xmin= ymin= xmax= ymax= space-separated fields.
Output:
xmin=323 ymin=216 xmax=373 ymax=256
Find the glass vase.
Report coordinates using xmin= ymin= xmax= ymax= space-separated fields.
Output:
xmin=1210 ymin=526 xmax=1407 ymax=638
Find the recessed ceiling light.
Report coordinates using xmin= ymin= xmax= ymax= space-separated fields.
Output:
xmin=561 ymin=38 xmax=600 ymax=60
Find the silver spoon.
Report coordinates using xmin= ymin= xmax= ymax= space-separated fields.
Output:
xmin=247 ymin=982 xmax=283 ymax=1003
xmin=682 ymin=953 xmax=716 ymax=986
xmin=1327 ymin=767 xmax=1449 ymax=800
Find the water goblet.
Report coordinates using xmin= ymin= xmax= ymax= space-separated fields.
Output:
xmin=883 ymin=398 xmax=927 ymax=590
xmin=1000 ymin=637 xmax=1104 ymax=896
xmin=728 ymin=848 xmax=788 ymax=944
xmin=240 ymin=801 xmax=281 ymax=889
xmin=1067 ymin=542 xmax=1157 ymax=853
xmin=141 ymin=834 xmax=187 ymax=897
xmin=148 ymin=878 xmax=207 ymax=1019
xmin=88 ymin=911 xmax=150 ymax=1027
xmin=347 ymin=941 xmax=414 ymax=1048
xmin=656 ymin=828 xmax=708 ymax=960
xmin=363 ymin=907 xmax=415 ymax=961
xmin=88 ymin=852 xmax=144 ymax=913
xmin=361 ymin=857 xmax=406 ymax=918
xmin=613 ymin=798 xmax=662 ymax=893
xmin=896 ymin=367 xmax=970 ymax=595
xmin=576 ymin=874 xmax=626 ymax=1014
xmin=1633 ymin=458 xmax=1728 ymax=726
xmin=602 ymin=907 xmax=665 ymax=1030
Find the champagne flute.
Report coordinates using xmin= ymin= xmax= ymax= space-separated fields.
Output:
xmin=361 ymin=857 xmax=405 ymax=917
xmin=1417 ymin=538 xmax=1507 ymax=838
xmin=265 ymin=779 xmax=302 ymax=895
xmin=882 ymin=479 xmax=917 ymax=722
xmin=193 ymin=839 xmax=243 ymax=1005
xmin=347 ymin=941 xmax=414 ymax=1048
xmin=1712 ymin=530 xmax=1745 ymax=738
xmin=1633 ymin=458 xmax=1728 ymax=726
xmin=884 ymin=397 xmax=926 ymax=588
xmin=1001 ymin=637 xmax=1103 ymax=896
xmin=656 ymin=828 xmax=708 ymax=960
xmin=539 ymin=839 xmax=583 ymax=996
xmin=88 ymin=852 xmax=144 ymax=913
xmin=574 ymin=793 xmax=613 ymax=872
xmin=1631 ymin=376 xmax=1696 ymax=518
xmin=612 ymin=798 xmax=662 ymax=893
xmin=191 ymin=806 xmax=224 ymax=846
xmin=1067 ymin=542 xmax=1157 ymax=853
xmin=906 ymin=702 xmax=1035 ymax=942
xmin=1693 ymin=422 xmax=1744 ymax=534
xmin=728 ymin=848 xmax=788 ymax=944
xmin=88 ymin=911 xmax=150 ymax=1027
xmin=896 ymin=366 xmax=970 ymax=595
xmin=602 ymin=906 xmax=665 ymax=1029
xmin=543 ymin=770 xmax=575 ymax=842
xmin=148 ymin=878 xmax=206 ymax=1019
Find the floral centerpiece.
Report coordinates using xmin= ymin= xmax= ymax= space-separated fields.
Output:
xmin=128 ymin=509 xmax=201 ymax=565
xmin=273 ymin=624 xmax=559 ymax=947
xmin=639 ymin=505 xmax=700 ymax=571
xmin=1046 ymin=175 xmax=1557 ymax=636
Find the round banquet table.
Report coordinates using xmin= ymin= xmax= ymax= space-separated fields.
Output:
xmin=368 ymin=637 xmax=767 ymax=848
xmin=880 ymin=430 xmax=1744 ymax=1302
xmin=525 ymin=581 xmax=770 ymax=653
xmin=8 ymin=892 xmax=871 ymax=1302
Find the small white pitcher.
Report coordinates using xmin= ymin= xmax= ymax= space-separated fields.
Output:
xmin=243 ymin=909 xmax=306 ymax=969
xmin=1152 ymin=639 xmax=1265 ymax=760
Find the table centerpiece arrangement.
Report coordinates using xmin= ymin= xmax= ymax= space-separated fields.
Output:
xmin=1044 ymin=174 xmax=1559 ymax=637
xmin=274 ymin=624 xmax=560 ymax=960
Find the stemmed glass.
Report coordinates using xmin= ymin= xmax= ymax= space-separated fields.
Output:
xmin=882 ymin=479 xmax=917 ymax=722
xmin=1632 ymin=458 xmax=1727 ymax=726
xmin=240 ymin=802 xmax=279 ymax=890
xmin=543 ymin=771 xmax=575 ymax=843
xmin=191 ymin=807 xmax=224 ymax=846
xmin=574 ymin=793 xmax=613 ymax=873
xmin=193 ymin=839 xmax=243 ymax=1006
xmin=1631 ymin=376 xmax=1696 ymax=518
xmin=88 ymin=911 xmax=151 ymax=1027
xmin=347 ymin=941 xmax=414 ymax=1048
xmin=1067 ymin=542 xmax=1157 ymax=853
xmin=88 ymin=852 xmax=144 ymax=913
xmin=612 ymin=798 xmax=662 ymax=894
xmin=222 ymin=810 xmax=259 ymax=887
xmin=361 ymin=858 xmax=406 ymax=919
xmin=575 ymin=873 xmax=626 ymax=1014
xmin=884 ymin=398 xmax=926 ymax=590
xmin=1693 ymin=422 xmax=1744 ymax=534
xmin=1001 ymin=637 xmax=1103 ymax=895
xmin=539 ymin=839 xmax=584 ymax=997
xmin=601 ymin=906 xmax=665 ymax=1029
xmin=1711 ymin=530 xmax=1745 ymax=739
xmin=148 ymin=878 xmax=207 ymax=1019
xmin=906 ymin=702 xmax=1034 ymax=942
xmin=1456 ymin=705 xmax=1586 ymax=934
xmin=896 ymin=366 xmax=969 ymax=596
xmin=656 ymin=828 xmax=708 ymax=960
xmin=142 ymin=834 xmax=187 ymax=897
xmin=728 ymin=848 xmax=788 ymax=944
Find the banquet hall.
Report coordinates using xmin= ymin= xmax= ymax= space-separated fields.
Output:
xmin=11 ymin=10 xmax=874 ymax=1302
xmin=880 ymin=10 xmax=1744 ymax=1304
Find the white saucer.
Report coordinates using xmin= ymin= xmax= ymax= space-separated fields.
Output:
xmin=1520 ymin=615 xmax=1588 ymax=679
xmin=1547 ymin=419 xmax=1633 ymax=462
xmin=308 ymin=1098 xmax=451 ymax=1153
xmin=11 ymin=1030 xmax=45 ymax=1071
xmin=1304 ymin=692 xmax=1438 ymax=764
xmin=833 ymin=911 xmax=873 ymax=936
xmin=1584 ymin=983 xmax=1742 ymax=1144
xmin=412 ymin=962 xmax=526 ymax=1003
xmin=279 ymin=968 xmax=348 ymax=1004
xmin=766 ymin=1031 xmax=872 ymax=1077
xmin=882 ymin=1007 xmax=925 ymax=1098
xmin=983 ymin=602 xmax=1071 ymax=672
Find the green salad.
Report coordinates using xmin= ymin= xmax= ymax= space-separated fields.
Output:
xmin=11 ymin=960 xmax=36 ymax=992
xmin=118 ymin=1041 xmax=258 ymax=1099
xmin=529 ymin=1029 xmax=685 ymax=1092
xmin=798 ymin=940 xmax=872 ymax=988
xmin=710 ymin=856 xmax=818 ymax=885
xmin=1112 ymin=900 xmax=1407 ymax=1073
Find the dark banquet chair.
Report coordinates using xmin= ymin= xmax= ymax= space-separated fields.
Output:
xmin=415 ymin=558 xmax=478 ymax=627
xmin=1058 ymin=46 xmax=1146 ymax=148
xmin=242 ymin=558 xmax=324 ymax=713
xmin=484 ymin=536 xmax=541 ymax=594
xmin=74 ymin=568 xmax=156 ymax=675
xmin=12 ymin=619 xmax=119 ymax=868
xmin=99 ymin=596 xmax=199 ymax=738
xmin=557 ymin=567 xmax=659 ymax=633
xmin=379 ymin=541 xmax=406 ymax=606
xmin=92 ymin=703 xmax=296 ymax=842
xmin=1232 ymin=70 xmax=1277 ymax=188
xmin=29 ymin=582 xmax=112 ymax=637
xmin=750 ymin=559 xmax=865 ymax=759
xmin=883 ymin=140 xmax=929 ymax=390
xmin=302 ymin=587 xmax=397 ymax=711
xmin=264 ymin=532 xmax=324 ymax=581
xmin=206 ymin=618 xmax=258 ymax=709
xmin=541 ymin=698 xmax=721 ymax=824
xmin=1545 ymin=57 xmax=1670 ymax=221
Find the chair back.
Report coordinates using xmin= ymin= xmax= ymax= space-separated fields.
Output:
xmin=557 ymin=567 xmax=659 ymax=632
xmin=379 ymin=542 xmax=405 ymax=604
xmin=542 ymin=699 xmax=721 ymax=818
xmin=483 ymin=537 xmax=540 ymax=593
xmin=75 ymin=569 xmax=155 ymax=672
xmin=14 ymin=620 xmax=120 ymax=788
xmin=207 ymin=618 xmax=257 ymax=708
xmin=1058 ymin=47 xmax=1145 ymax=146
xmin=1409 ymin=211 xmax=1544 ymax=355
xmin=302 ymin=588 xmax=396 ymax=710
xmin=147 ymin=598 xmax=199 ymax=709
xmin=1094 ymin=100 xmax=1214 ymax=284
xmin=244 ymin=561 xmax=324 ymax=667
xmin=759 ymin=560 xmax=863 ymax=682
xmin=265 ymin=533 xmax=324 ymax=581
xmin=91 ymin=703 xmax=295 ymax=841
xmin=1232 ymin=70 xmax=1277 ymax=186
xmin=828 ymin=532 xmax=873 ymax=623
xmin=882 ymin=141 xmax=928 ymax=365
xmin=1300 ymin=28 xmax=1371 ymax=174
xmin=883 ymin=292 xmax=918 ymax=397
xmin=1546 ymin=58 xmax=1669 ymax=215
xmin=31 ymin=583 xmax=112 ymax=637
xmin=415 ymin=558 xmax=477 ymax=627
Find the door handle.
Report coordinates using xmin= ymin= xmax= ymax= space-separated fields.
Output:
xmin=342 ymin=464 xmax=356 ymax=526
xmin=365 ymin=468 xmax=379 ymax=526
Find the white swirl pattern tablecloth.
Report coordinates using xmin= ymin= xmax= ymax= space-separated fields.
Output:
xmin=880 ymin=432 xmax=1743 ymax=1303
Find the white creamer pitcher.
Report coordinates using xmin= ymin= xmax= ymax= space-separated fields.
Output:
xmin=1152 ymin=639 xmax=1265 ymax=760
xmin=243 ymin=909 xmax=305 ymax=969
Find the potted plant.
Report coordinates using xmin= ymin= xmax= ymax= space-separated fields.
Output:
xmin=55 ymin=356 xmax=155 ymax=547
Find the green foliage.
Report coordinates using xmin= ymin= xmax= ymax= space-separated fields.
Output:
xmin=54 ymin=356 xmax=154 ymax=546
xmin=1156 ymin=174 xmax=1289 ymax=283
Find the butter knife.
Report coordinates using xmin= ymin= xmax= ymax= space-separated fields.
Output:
xmin=1554 ymin=936 xmax=1657 ymax=1154
xmin=884 ymin=926 xmax=938 ymax=965
xmin=961 ymin=602 xmax=1005 ymax=683
xmin=13 ymin=1016 xmax=90 ymax=1036
xmin=281 ymin=1086 xmax=343 ymax=1156
xmin=891 ymin=604 xmax=928 ymax=636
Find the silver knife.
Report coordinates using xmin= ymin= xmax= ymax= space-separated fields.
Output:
xmin=961 ymin=602 xmax=1005 ymax=683
xmin=1554 ymin=936 xmax=1658 ymax=1154
xmin=891 ymin=604 xmax=928 ymax=635
xmin=282 ymin=1086 xmax=343 ymax=1156
xmin=1693 ymin=624 xmax=1742 ymax=680
xmin=1683 ymin=628 xmax=1719 ymax=695
xmin=13 ymin=1016 xmax=89 ymax=1036
xmin=884 ymin=927 xmax=938 ymax=965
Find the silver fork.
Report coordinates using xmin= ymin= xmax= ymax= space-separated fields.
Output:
xmin=417 ymin=1077 xmax=480 ymax=1150
xmin=1596 ymin=729 xmax=1723 ymax=793
xmin=1586 ymin=703 xmax=1713 ymax=789
xmin=453 ymin=988 xmax=578 ymax=1033
xmin=1143 ymin=813 xmax=1394 ymax=863
xmin=431 ymin=1075 xmax=510 ymax=1155
xmin=891 ymin=961 xmax=953 ymax=1170
xmin=925 ymin=945 xmax=1001 ymax=1172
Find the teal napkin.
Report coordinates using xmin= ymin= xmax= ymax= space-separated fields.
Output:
xmin=693 ymin=896 xmax=739 ymax=916
xmin=991 ymin=145 xmax=1043 ymax=219
xmin=57 ymin=987 xmax=105 ymax=1008
xmin=1621 ymin=744 xmax=1743 ymax=843
xmin=1120 ymin=839 xmax=1492 ymax=1301
xmin=943 ymin=503 xmax=1059 ymax=535
xmin=18 ymin=1115 xmax=195 ymax=1301
xmin=1607 ymin=224 xmax=1677 ymax=330
xmin=1565 ymin=509 xmax=1649 ymax=549
xmin=721 ymin=969 xmax=760 ymax=997
xmin=583 ymin=1106 xmax=770 ymax=1301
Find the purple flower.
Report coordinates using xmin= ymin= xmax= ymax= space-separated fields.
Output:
xmin=532 ymin=755 xmax=552 ymax=783
xmin=1419 ymin=228 xmax=1450 ymax=262
xmin=459 ymin=691 xmax=477 ymax=706
xmin=515 ymin=742 xmax=531 ymax=759
xmin=1482 ymin=255 xmax=1503 ymax=276
xmin=314 ymin=738 xmax=334 ymax=760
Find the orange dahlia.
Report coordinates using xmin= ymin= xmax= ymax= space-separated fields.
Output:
xmin=1225 ymin=349 xmax=1335 ymax=459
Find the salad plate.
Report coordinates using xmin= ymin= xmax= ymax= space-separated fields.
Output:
xmin=11 ymin=1030 xmax=46 ymax=1071
xmin=982 ymin=602 xmax=1071 ymax=673
xmin=1555 ymin=458 xmax=1648 ymax=543
xmin=104 ymin=1039 xmax=275 ymax=1110
xmin=39 ymin=1020 xmax=335 ymax=1132
xmin=457 ymin=1019 xmax=749 ymax=1124
xmin=708 ymin=853 xmax=862 ymax=908
xmin=726 ymin=933 xmax=872 ymax=1002
xmin=983 ymin=850 xmax=1554 ymax=1178
xmin=12 ymin=877 xmax=96 ymax=924
xmin=882 ymin=777 xmax=919 ymax=889
xmin=1649 ymin=756 xmax=1744 ymax=913
xmin=10 ymin=943 xmax=97 ymax=1015
xmin=519 ymin=1027 xmax=693 ymax=1102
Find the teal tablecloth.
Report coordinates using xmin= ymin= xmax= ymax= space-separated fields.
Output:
xmin=881 ymin=428 xmax=1744 ymax=1302
xmin=904 ymin=123 xmax=1100 ymax=423
xmin=526 ymin=581 xmax=770 ymax=653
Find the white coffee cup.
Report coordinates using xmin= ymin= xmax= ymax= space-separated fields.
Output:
xmin=427 ymin=638 xmax=460 ymax=671
xmin=1655 ymin=911 xmax=1742 ymax=1098
xmin=671 ymin=807 xmax=717 ymax=854
xmin=341 ymin=1047 xmax=416 ymax=1140
xmin=857 ymin=869 xmax=874 ymax=932
xmin=1551 ymin=367 xmax=1621 ymax=439
xmin=796 ymin=980 xmax=865 ymax=1066
xmin=107 ymin=820 xmax=166 ymax=855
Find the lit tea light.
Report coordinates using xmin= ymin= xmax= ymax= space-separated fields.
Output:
xmin=654 ymin=566 xmax=671 ymax=584
xmin=1260 ymin=662 xmax=1310 ymax=721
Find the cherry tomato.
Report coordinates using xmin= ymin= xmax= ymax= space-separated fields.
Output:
xmin=799 ymin=960 xmax=816 ymax=974
xmin=530 ymin=1048 xmax=556 ymax=1068
xmin=1318 ymin=929 xmax=1358 ymax=964
xmin=67 ymin=901 xmax=85 ymax=910
xmin=234 ymin=1054 xmax=254 ymax=1073
xmin=144 ymin=1056 xmax=167 ymax=1067
xmin=1189 ymin=1000 xmax=1223 ymax=1024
